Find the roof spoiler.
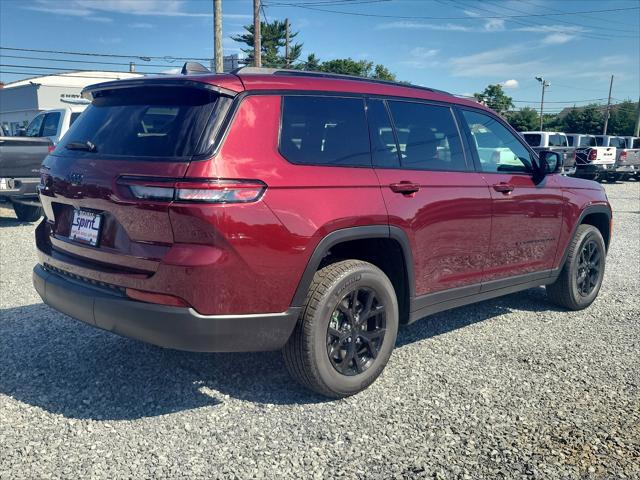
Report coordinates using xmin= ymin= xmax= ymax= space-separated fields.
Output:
xmin=181 ymin=62 xmax=210 ymax=75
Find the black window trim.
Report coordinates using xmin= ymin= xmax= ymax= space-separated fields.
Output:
xmin=365 ymin=96 xmax=473 ymax=173
xmin=455 ymin=105 xmax=537 ymax=177
xmin=277 ymin=93 xmax=374 ymax=169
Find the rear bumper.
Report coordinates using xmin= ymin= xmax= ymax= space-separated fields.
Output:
xmin=575 ymin=164 xmax=615 ymax=175
xmin=0 ymin=177 xmax=40 ymax=201
xmin=33 ymin=264 xmax=300 ymax=352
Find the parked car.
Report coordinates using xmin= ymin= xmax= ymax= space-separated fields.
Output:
xmin=604 ymin=136 xmax=640 ymax=182
xmin=521 ymin=131 xmax=575 ymax=175
xmin=574 ymin=135 xmax=617 ymax=181
xmin=24 ymin=101 xmax=88 ymax=145
xmin=0 ymin=133 xmax=52 ymax=221
xmin=33 ymin=66 xmax=612 ymax=397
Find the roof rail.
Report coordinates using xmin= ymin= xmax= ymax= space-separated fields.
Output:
xmin=181 ymin=62 xmax=210 ymax=75
xmin=229 ymin=66 xmax=451 ymax=95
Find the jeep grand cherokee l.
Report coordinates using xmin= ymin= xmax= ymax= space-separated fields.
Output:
xmin=33 ymin=66 xmax=612 ymax=398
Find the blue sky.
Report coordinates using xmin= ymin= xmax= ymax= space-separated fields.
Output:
xmin=0 ymin=0 xmax=638 ymax=112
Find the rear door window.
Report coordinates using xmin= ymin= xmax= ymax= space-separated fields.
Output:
xmin=41 ymin=112 xmax=61 ymax=137
xmin=366 ymin=99 xmax=400 ymax=168
xmin=386 ymin=100 xmax=467 ymax=171
xmin=523 ymin=134 xmax=542 ymax=147
xmin=25 ymin=114 xmax=44 ymax=137
xmin=280 ymin=96 xmax=371 ymax=167
xmin=56 ymin=86 xmax=226 ymax=160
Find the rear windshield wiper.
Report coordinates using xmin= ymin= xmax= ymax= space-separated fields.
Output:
xmin=65 ymin=140 xmax=97 ymax=152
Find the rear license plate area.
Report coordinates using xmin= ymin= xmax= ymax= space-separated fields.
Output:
xmin=69 ymin=209 xmax=102 ymax=247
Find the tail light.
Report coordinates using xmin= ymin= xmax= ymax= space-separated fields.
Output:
xmin=118 ymin=177 xmax=267 ymax=204
xmin=588 ymin=149 xmax=597 ymax=161
xmin=126 ymin=288 xmax=190 ymax=307
xmin=48 ymin=145 xmax=55 ymax=153
xmin=619 ymin=151 xmax=627 ymax=163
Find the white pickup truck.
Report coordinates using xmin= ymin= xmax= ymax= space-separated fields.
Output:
xmin=574 ymin=134 xmax=617 ymax=181
xmin=521 ymin=131 xmax=575 ymax=175
xmin=599 ymin=136 xmax=640 ymax=182
xmin=24 ymin=101 xmax=88 ymax=145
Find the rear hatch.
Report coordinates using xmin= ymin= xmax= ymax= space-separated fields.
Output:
xmin=575 ymin=146 xmax=616 ymax=166
xmin=38 ymin=80 xmax=236 ymax=275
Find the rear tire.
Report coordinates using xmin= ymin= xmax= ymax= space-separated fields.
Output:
xmin=13 ymin=203 xmax=43 ymax=222
xmin=283 ymin=260 xmax=399 ymax=398
xmin=546 ymin=224 xmax=606 ymax=310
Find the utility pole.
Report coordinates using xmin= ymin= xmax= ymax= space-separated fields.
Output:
xmin=603 ymin=75 xmax=614 ymax=135
xmin=285 ymin=18 xmax=290 ymax=67
xmin=214 ymin=0 xmax=223 ymax=73
xmin=535 ymin=76 xmax=550 ymax=131
xmin=634 ymin=95 xmax=640 ymax=137
xmin=253 ymin=0 xmax=261 ymax=67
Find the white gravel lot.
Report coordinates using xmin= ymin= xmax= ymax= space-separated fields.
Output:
xmin=0 ymin=181 xmax=638 ymax=480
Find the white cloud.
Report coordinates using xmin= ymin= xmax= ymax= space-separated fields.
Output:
xmin=500 ymin=79 xmax=519 ymax=89
xmin=399 ymin=47 xmax=440 ymax=69
xmin=25 ymin=0 xmax=240 ymax=18
xmin=517 ymin=25 xmax=585 ymax=34
xmin=162 ymin=68 xmax=181 ymax=74
xmin=129 ymin=22 xmax=153 ymax=28
xmin=376 ymin=21 xmax=472 ymax=32
xmin=484 ymin=19 xmax=505 ymax=32
xmin=542 ymin=33 xmax=575 ymax=45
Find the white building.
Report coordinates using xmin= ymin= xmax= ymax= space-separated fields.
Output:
xmin=0 ymin=71 xmax=142 ymax=135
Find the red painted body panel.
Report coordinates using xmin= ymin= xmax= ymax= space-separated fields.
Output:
xmin=35 ymin=72 xmax=611 ymax=319
xmin=482 ymin=172 xmax=564 ymax=281
xmin=375 ymin=169 xmax=491 ymax=295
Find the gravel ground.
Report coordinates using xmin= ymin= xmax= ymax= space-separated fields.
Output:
xmin=0 ymin=181 xmax=638 ymax=480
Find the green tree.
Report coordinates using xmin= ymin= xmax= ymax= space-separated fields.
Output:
xmin=576 ymin=104 xmax=604 ymax=134
xmin=315 ymin=58 xmax=396 ymax=81
xmin=232 ymin=20 xmax=302 ymax=67
xmin=561 ymin=107 xmax=584 ymax=133
xmin=473 ymin=84 xmax=514 ymax=115
xmin=608 ymin=100 xmax=638 ymax=136
xmin=506 ymin=107 xmax=539 ymax=131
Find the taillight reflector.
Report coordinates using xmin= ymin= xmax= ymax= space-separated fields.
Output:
xmin=126 ymin=288 xmax=190 ymax=307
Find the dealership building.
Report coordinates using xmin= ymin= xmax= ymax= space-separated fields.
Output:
xmin=0 ymin=71 xmax=142 ymax=135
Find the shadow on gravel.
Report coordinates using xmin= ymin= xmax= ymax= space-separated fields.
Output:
xmin=0 ymin=287 xmax=562 ymax=420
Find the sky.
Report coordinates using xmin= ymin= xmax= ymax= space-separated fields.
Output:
xmin=0 ymin=0 xmax=638 ymax=112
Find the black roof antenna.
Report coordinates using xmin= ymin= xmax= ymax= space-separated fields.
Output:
xmin=181 ymin=62 xmax=210 ymax=75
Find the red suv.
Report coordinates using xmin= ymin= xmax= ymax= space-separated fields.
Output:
xmin=33 ymin=66 xmax=612 ymax=397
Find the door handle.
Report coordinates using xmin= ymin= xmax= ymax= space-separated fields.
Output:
xmin=493 ymin=182 xmax=515 ymax=194
xmin=390 ymin=181 xmax=421 ymax=196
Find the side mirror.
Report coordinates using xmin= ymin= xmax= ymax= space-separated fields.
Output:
xmin=538 ymin=150 xmax=562 ymax=174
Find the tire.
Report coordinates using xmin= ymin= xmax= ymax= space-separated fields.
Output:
xmin=546 ymin=224 xmax=606 ymax=310
xmin=13 ymin=203 xmax=43 ymax=222
xmin=283 ymin=260 xmax=399 ymax=398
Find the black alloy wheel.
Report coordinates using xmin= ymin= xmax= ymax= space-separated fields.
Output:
xmin=576 ymin=239 xmax=602 ymax=297
xmin=326 ymin=287 xmax=386 ymax=376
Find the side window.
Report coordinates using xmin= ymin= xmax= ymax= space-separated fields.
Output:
xmin=595 ymin=136 xmax=604 ymax=146
xmin=386 ymin=101 xmax=467 ymax=171
xmin=41 ymin=112 xmax=61 ymax=137
xmin=366 ymin=99 xmax=399 ymax=168
xmin=461 ymin=109 xmax=533 ymax=174
xmin=69 ymin=112 xmax=82 ymax=126
xmin=634 ymin=138 xmax=640 ymax=149
xmin=280 ymin=96 xmax=371 ymax=167
xmin=567 ymin=136 xmax=575 ymax=147
xmin=25 ymin=114 xmax=45 ymax=137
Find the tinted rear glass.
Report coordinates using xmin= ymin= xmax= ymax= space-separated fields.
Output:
xmin=548 ymin=134 xmax=567 ymax=147
xmin=280 ymin=96 xmax=371 ymax=167
xmin=634 ymin=138 xmax=640 ymax=149
xmin=523 ymin=134 xmax=541 ymax=147
xmin=55 ymin=86 xmax=223 ymax=160
xmin=609 ymin=137 xmax=626 ymax=148
xmin=579 ymin=136 xmax=596 ymax=147
xmin=69 ymin=112 xmax=82 ymax=126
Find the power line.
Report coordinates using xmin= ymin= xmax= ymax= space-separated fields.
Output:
xmin=0 ymin=64 xmax=167 ymax=75
xmin=0 ymin=54 xmax=180 ymax=69
xmin=0 ymin=46 xmax=210 ymax=62
xmin=263 ymin=3 xmax=640 ymax=20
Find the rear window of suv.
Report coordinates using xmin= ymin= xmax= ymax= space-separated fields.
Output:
xmin=55 ymin=86 xmax=227 ymax=160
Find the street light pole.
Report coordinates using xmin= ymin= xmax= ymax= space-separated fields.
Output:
xmin=213 ymin=0 xmax=223 ymax=73
xmin=253 ymin=0 xmax=261 ymax=67
xmin=535 ymin=76 xmax=550 ymax=131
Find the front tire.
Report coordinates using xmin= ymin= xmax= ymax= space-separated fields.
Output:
xmin=283 ymin=260 xmax=399 ymax=398
xmin=13 ymin=202 xmax=43 ymax=222
xmin=546 ymin=224 xmax=606 ymax=310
